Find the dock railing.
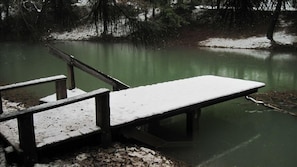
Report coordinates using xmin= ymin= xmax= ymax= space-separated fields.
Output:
xmin=47 ymin=45 xmax=130 ymax=91
xmin=0 ymin=75 xmax=68 ymax=114
xmin=0 ymin=88 xmax=110 ymax=164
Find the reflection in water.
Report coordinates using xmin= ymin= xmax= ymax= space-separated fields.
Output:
xmin=0 ymin=42 xmax=297 ymax=166
xmin=197 ymin=134 xmax=261 ymax=167
xmin=49 ymin=42 xmax=297 ymax=91
xmin=1 ymin=42 xmax=296 ymax=91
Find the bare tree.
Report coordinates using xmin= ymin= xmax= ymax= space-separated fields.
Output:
xmin=266 ymin=0 xmax=283 ymax=41
xmin=90 ymin=0 xmax=110 ymax=36
xmin=3 ymin=0 xmax=9 ymax=19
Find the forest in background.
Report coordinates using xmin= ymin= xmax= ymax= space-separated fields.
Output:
xmin=0 ymin=0 xmax=297 ymax=43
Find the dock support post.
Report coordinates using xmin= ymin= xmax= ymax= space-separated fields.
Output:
xmin=0 ymin=92 xmax=3 ymax=114
xmin=186 ymin=109 xmax=201 ymax=137
xmin=196 ymin=109 xmax=201 ymax=132
xmin=186 ymin=110 xmax=195 ymax=137
xmin=17 ymin=114 xmax=37 ymax=165
xmin=67 ymin=63 xmax=76 ymax=90
xmin=55 ymin=78 xmax=67 ymax=100
xmin=95 ymin=92 xmax=111 ymax=147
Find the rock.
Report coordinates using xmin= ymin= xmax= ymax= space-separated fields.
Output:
xmin=76 ymin=153 xmax=88 ymax=161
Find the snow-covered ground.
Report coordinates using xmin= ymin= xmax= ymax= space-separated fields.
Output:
xmin=46 ymin=0 xmax=297 ymax=50
xmin=47 ymin=24 xmax=99 ymax=40
xmin=49 ymin=24 xmax=297 ymax=49
xmin=1 ymin=98 xmax=26 ymax=111
xmin=199 ymin=31 xmax=297 ymax=49
xmin=74 ymin=0 xmax=90 ymax=7
xmin=47 ymin=18 xmax=130 ymax=40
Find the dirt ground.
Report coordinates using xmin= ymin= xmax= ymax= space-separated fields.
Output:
xmin=34 ymin=142 xmax=189 ymax=167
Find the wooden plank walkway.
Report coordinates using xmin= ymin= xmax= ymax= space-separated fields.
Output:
xmin=0 ymin=75 xmax=264 ymax=160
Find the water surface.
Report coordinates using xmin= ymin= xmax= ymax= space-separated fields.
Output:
xmin=0 ymin=41 xmax=297 ymax=166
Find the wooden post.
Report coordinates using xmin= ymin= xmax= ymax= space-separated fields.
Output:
xmin=0 ymin=92 xmax=3 ymax=114
xmin=112 ymin=85 xmax=118 ymax=91
xmin=95 ymin=92 xmax=111 ymax=147
xmin=186 ymin=110 xmax=195 ymax=138
xmin=148 ymin=120 xmax=160 ymax=134
xmin=186 ymin=109 xmax=201 ymax=138
xmin=196 ymin=109 xmax=201 ymax=130
xmin=67 ymin=63 xmax=76 ymax=90
xmin=17 ymin=113 xmax=37 ymax=164
xmin=55 ymin=78 xmax=67 ymax=100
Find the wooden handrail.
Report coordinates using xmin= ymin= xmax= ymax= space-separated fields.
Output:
xmin=47 ymin=45 xmax=130 ymax=91
xmin=0 ymin=75 xmax=66 ymax=91
xmin=0 ymin=75 xmax=67 ymax=114
xmin=0 ymin=88 xmax=110 ymax=164
xmin=0 ymin=88 xmax=109 ymax=122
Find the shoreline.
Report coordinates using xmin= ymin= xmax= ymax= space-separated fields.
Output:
xmin=44 ymin=22 xmax=297 ymax=50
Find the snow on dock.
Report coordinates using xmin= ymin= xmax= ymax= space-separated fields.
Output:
xmin=1 ymin=88 xmax=100 ymax=148
xmin=0 ymin=75 xmax=264 ymax=149
xmin=109 ymin=75 xmax=264 ymax=126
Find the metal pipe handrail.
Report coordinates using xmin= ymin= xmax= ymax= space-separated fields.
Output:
xmin=47 ymin=45 xmax=130 ymax=91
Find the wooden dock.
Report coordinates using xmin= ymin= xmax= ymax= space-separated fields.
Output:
xmin=40 ymin=75 xmax=265 ymax=127
xmin=0 ymin=46 xmax=265 ymax=165
xmin=0 ymin=75 xmax=264 ymax=164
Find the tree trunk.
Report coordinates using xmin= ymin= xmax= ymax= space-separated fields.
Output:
xmin=266 ymin=0 xmax=282 ymax=41
xmin=102 ymin=0 xmax=109 ymax=36
xmin=36 ymin=0 xmax=49 ymax=26
xmin=217 ymin=0 xmax=221 ymax=10
xmin=4 ymin=0 xmax=9 ymax=19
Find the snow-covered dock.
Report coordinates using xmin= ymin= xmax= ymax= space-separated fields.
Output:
xmin=0 ymin=75 xmax=264 ymax=163
xmin=42 ymin=75 xmax=265 ymax=127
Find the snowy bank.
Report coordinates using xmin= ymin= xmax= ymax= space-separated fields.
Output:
xmin=1 ymin=98 xmax=25 ymax=111
xmin=198 ymin=31 xmax=297 ymax=49
xmin=46 ymin=20 xmax=130 ymax=41
xmin=47 ymin=25 xmax=98 ymax=40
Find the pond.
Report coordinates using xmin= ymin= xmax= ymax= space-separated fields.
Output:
xmin=0 ymin=41 xmax=297 ymax=166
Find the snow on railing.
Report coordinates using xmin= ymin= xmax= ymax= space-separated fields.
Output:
xmin=0 ymin=75 xmax=67 ymax=114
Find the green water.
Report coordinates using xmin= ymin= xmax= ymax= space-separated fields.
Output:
xmin=0 ymin=41 xmax=297 ymax=166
